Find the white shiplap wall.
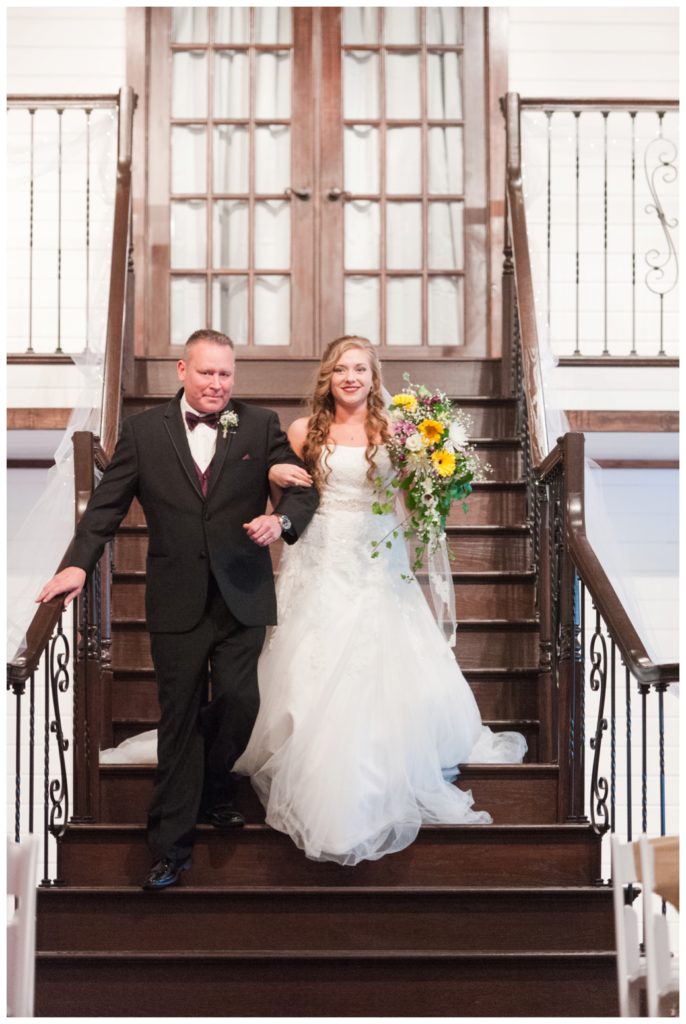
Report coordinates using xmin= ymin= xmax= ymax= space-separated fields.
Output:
xmin=508 ymin=6 xmax=679 ymax=99
xmin=7 ymin=7 xmax=127 ymax=93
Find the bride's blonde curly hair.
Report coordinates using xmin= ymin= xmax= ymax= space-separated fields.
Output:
xmin=303 ymin=336 xmax=390 ymax=493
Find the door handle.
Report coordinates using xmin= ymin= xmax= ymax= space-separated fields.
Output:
xmin=327 ymin=187 xmax=352 ymax=201
xmin=284 ymin=186 xmax=311 ymax=200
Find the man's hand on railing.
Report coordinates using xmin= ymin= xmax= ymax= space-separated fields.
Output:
xmin=36 ymin=567 xmax=87 ymax=609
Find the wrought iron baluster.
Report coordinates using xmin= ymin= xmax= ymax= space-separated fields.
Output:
xmin=14 ymin=688 xmax=22 ymax=842
xmin=656 ymin=683 xmax=667 ymax=836
xmin=643 ymin=109 xmax=679 ymax=358
xmin=85 ymin=107 xmax=91 ymax=352
xmin=630 ymin=112 xmax=637 ymax=356
xmin=625 ymin=665 xmax=632 ymax=842
xmin=28 ymin=108 xmax=36 ymax=354
xmin=546 ymin=109 xmax=552 ymax=348
xmin=573 ymin=111 xmax=581 ymax=356
xmin=610 ymin=639 xmax=616 ymax=833
xmin=640 ymin=682 xmax=649 ymax=833
xmin=49 ymin=620 xmax=71 ymax=846
xmin=588 ymin=604 xmax=609 ymax=833
xmin=602 ymin=111 xmax=609 ymax=355
xmin=29 ymin=670 xmax=35 ymax=834
xmin=42 ymin=652 xmax=50 ymax=885
xmin=56 ymin=108 xmax=63 ymax=354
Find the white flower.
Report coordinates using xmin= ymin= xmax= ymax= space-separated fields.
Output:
xmin=449 ymin=421 xmax=469 ymax=449
xmin=219 ymin=409 xmax=239 ymax=438
xmin=405 ymin=432 xmax=424 ymax=453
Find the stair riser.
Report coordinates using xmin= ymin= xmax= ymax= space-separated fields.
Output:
xmin=113 ymin=578 xmax=536 ymax=621
xmin=110 ymin=625 xmax=538 ymax=673
xmin=35 ymin=954 xmax=618 ymax=1017
xmin=132 ymin=357 xmax=502 ymax=400
xmin=97 ymin=767 xmax=552 ymax=825
xmin=114 ymin=532 xmax=532 ymax=573
xmin=123 ymin=487 xmax=525 ymax=530
xmin=57 ymin=829 xmax=602 ymax=888
xmin=124 ymin=399 xmax=518 ymax=438
xmin=37 ymin=890 xmax=614 ymax=953
xmin=470 ymin=677 xmax=539 ymax=720
xmin=109 ymin=676 xmax=540 ymax=735
xmin=472 ymin=447 xmax=521 ymax=479
xmin=447 ymin=489 xmax=526 ymax=526
xmin=110 ymin=718 xmax=540 ymax=755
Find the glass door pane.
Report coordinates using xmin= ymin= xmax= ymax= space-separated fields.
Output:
xmin=162 ymin=6 xmax=305 ymax=351
xmin=335 ymin=6 xmax=466 ymax=349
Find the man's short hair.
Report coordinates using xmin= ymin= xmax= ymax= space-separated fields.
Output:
xmin=185 ymin=328 xmax=234 ymax=352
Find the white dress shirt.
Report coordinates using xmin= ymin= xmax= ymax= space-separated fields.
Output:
xmin=180 ymin=393 xmax=218 ymax=473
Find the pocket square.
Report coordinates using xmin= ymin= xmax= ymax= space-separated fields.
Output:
xmin=241 ymin=453 xmax=253 ymax=461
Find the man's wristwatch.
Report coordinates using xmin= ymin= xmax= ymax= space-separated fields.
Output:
xmin=275 ymin=513 xmax=292 ymax=533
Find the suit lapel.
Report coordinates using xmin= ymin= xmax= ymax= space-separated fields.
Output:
xmin=163 ymin=391 xmax=204 ymax=500
xmin=206 ymin=400 xmax=236 ymax=499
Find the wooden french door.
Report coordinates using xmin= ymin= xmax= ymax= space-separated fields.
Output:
xmin=133 ymin=7 xmax=496 ymax=357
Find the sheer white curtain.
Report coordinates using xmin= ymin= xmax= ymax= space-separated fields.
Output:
xmin=341 ymin=9 xmax=464 ymax=343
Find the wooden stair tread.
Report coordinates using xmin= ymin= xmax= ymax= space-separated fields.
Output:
xmin=98 ymin=762 xmax=553 ymax=774
xmin=60 ymin=821 xmax=585 ymax=836
xmin=109 ymin=616 xmax=539 ymax=628
xmin=39 ymin=883 xmax=608 ymax=896
xmin=38 ymin=949 xmax=616 ymax=960
xmin=115 ymin=522 xmax=531 ymax=535
xmin=112 ymin=568 xmax=536 ymax=580
xmin=109 ymin=665 xmax=542 ymax=678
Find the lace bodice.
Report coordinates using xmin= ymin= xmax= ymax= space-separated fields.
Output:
xmin=317 ymin=444 xmax=394 ymax=514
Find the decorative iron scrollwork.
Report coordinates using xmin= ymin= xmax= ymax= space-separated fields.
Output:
xmin=48 ymin=623 xmax=70 ymax=838
xmin=644 ymin=128 xmax=679 ymax=299
xmin=588 ymin=607 xmax=610 ymax=833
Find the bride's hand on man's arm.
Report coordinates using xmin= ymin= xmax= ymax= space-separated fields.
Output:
xmin=268 ymin=464 xmax=313 ymax=488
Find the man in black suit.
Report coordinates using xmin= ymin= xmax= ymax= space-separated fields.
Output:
xmin=37 ymin=329 xmax=318 ymax=888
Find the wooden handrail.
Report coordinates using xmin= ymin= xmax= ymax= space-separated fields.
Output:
xmin=7 ymin=94 xmax=120 ymax=109
xmin=519 ymin=97 xmax=678 ymax=113
xmin=553 ymin=433 xmax=678 ymax=686
xmin=504 ymin=92 xmax=549 ymax=467
xmin=100 ymin=85 xmax=134 ymax=459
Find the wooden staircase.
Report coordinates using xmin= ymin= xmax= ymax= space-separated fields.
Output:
xmin=34 ymin=358 xmax=618 ymax=1016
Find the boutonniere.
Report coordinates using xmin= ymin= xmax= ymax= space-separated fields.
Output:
xmin=219 ymin=409 xmax=239 ymax=439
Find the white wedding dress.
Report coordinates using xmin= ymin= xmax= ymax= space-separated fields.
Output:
xmin=233 ymin=445 xmax=527 ymax=865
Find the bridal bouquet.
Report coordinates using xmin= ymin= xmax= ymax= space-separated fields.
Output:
xmin=371 ymin=375 xmax=486 ymax=571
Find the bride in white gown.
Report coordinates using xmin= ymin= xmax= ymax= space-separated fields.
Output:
xmin=233 ymin=336 xmax=527 ymax=865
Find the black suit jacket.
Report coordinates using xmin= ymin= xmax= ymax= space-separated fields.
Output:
xmin=67 ymin=391 xmax=318 ymax=632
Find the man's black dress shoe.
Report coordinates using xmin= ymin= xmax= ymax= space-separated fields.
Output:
xmin=142 ymin=856 xmax=191 ymax=891
xmin=206 ymin=804 xmax=246 ymax=830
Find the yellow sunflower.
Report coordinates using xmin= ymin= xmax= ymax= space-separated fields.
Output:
xmin=431 ymin=449 xmax=456 ymax=477
xmin=418 ymin=418 xmax=444 ymax=445
xmin=391 ymin=393 xmax=417 ymax=413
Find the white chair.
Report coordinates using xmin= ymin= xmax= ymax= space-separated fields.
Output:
xmin=639 ymin=835 xmax=679 ymax=1018
xmin=7 ymin=835 xmax=40 ymax=1017
xmin=611 ymin=834 xmax=645 ymax=1017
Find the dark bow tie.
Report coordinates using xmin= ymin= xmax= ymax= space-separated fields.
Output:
xmin=185 ymin=411 xmax=220 ymax=431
